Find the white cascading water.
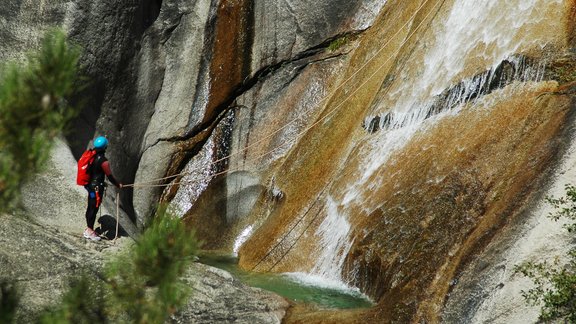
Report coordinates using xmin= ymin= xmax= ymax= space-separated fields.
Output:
xmin=283 ymin=197 xmax=365 ymax=294
xmin=168 ymin=137 xmax=216 ymax=216
xmin=311 ymin=196 xmax=354 ymax=279
xmin=233 ymin=225 xmax=254 ymax=255
xmin=306 ymin=0 xmax=561 ymax=289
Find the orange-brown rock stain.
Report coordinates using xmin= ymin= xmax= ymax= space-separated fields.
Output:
xmin=237 ymin=0 xmax=575 ymax=322
xmin=361 ymin=84 xmax=572 ymax=323
xmin=163 ymin=0 xmax=254 ymax=209
xmin=205 ymin=0 xmax=253 ymax=123
xmin=567 ymin=0 xmax=576 ymax=48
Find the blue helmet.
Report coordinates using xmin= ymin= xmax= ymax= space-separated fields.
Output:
xmin=93 ymin=136 xmax=108 ymax=149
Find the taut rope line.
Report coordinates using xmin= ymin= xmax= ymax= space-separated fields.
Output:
xmin=114 ymin=192 xmax=120 ymax=242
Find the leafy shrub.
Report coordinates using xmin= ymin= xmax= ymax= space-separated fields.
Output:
xmin=328 ymin=36 xmax=348 ymax=52
xmin=0 ymin=282 xmax=20 ymax=324
xmin=515 ymin=184 xmax=576 ymax=322
xmin=106 ymin=206 xmax=199 ymax=323
xmin=0 ymin=28 xmax=82 ymax=323
xmin=0 ymin=28 xmax=199 ymax=324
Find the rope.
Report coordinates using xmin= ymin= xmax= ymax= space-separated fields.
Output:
xmin=208 ymin=0 xmax=433 ymax=167
xmin=114 ymin=192 xmax=119 ymax=243
xmin=250 ymin=185 xmax=329 ymax=271
xmin=123 ymin=0 xmax=435 ymax=189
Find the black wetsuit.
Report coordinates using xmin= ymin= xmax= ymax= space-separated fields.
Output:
xmin=84 ymin=150 xmax=119 ymax=229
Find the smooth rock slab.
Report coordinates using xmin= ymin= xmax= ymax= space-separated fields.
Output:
xmin=173 ymin=263 xmax=290 ymax=324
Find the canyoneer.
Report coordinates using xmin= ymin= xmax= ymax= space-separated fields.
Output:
xmin=77 ymin=136 xmax=123 ymax=241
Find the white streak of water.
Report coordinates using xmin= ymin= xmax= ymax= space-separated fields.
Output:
xmin=233 ymin=225 xmax=254 ymax=256
xmin=311 ymin=196 xmax=354 ymax=282
xmin=167 ymin=137 xmax=215 ymax=217
xmin=282 ymin=271 xmax=373 ymax=302
xmin=347 ymin=0 xmax=554 ymax=202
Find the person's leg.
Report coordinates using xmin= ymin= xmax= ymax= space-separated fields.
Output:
xmin=84 ymin=185 xmax=103 ymax=241
xmin=85 ymin=186 xmax=98 ymax=230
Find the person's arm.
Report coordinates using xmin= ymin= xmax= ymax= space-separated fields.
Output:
xmin=101 ymin=160 xmax=122 ymax=188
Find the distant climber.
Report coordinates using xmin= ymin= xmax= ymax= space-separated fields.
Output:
xmin=79 ymin=136 xmax=123 ymax=241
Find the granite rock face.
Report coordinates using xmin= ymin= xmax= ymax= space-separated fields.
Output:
xmin=0 ymin=1 xmax=375 ymax=321
xmin=6 ymin=0 xmax=575 ymax=322
xmin=0 ymin=0 xmax=69 ymax=62
xmin=125 ymin=0 xmax=385 ymax=227
xmin=0 ymin=214 xmax=109 ymax=323
xmin=3 ymin=140 xmax=289 ymax=323
xmin=0 ymin=120 xmax=290 ymax=322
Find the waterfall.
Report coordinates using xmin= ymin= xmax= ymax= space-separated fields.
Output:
xmin=361 ymin=0 xmax=554 ymax=180
xmin=233 ymin=224 xmax=254 ymax=255
xmin=280 ymin=197 xmax=360 ymax=292
xmin=309 ymin=0 xmax=563 ymax=287
xmin=168 ymin=137 xmax=216 ymax=217
xmin=311 ymin=196 xmax=354 ymax=281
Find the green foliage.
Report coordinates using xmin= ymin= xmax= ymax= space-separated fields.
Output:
xmin=0 ymin=29 xmax=82 ymax=211
xmin=0 ymin=29 xmax=81 ymax=323
xmin=545 ymin=184 xmax=576 ymax=233
xmin=328 ymin=36 xmax=348 ymax=52
xmin=41 ymin=207 xmax=199 ymax=323
xmin=0 ymin=281 xmax=20 ymax=324
xmin=514 ymin=184 xmax=576 ymax=322
xmin=106 ymin=206 xmax=198 ymax=323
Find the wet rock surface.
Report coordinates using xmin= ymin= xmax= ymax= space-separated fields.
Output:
xmin=3 ymin=0 xmax=576 ymax=323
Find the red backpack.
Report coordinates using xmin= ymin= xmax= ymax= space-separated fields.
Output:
xmin=76 ymin=149 xmax=97 ymax=185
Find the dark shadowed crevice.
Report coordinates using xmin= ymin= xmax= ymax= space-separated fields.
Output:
xmin=142 ymin=0 xmax=163 ymax=31
xmin=65 ymin=0 xmax=166 ymax=225
xmin=66 ymin=79 xmax=106 ymax=159
xmin=243 ymin=0 xmax=255 ymax=79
